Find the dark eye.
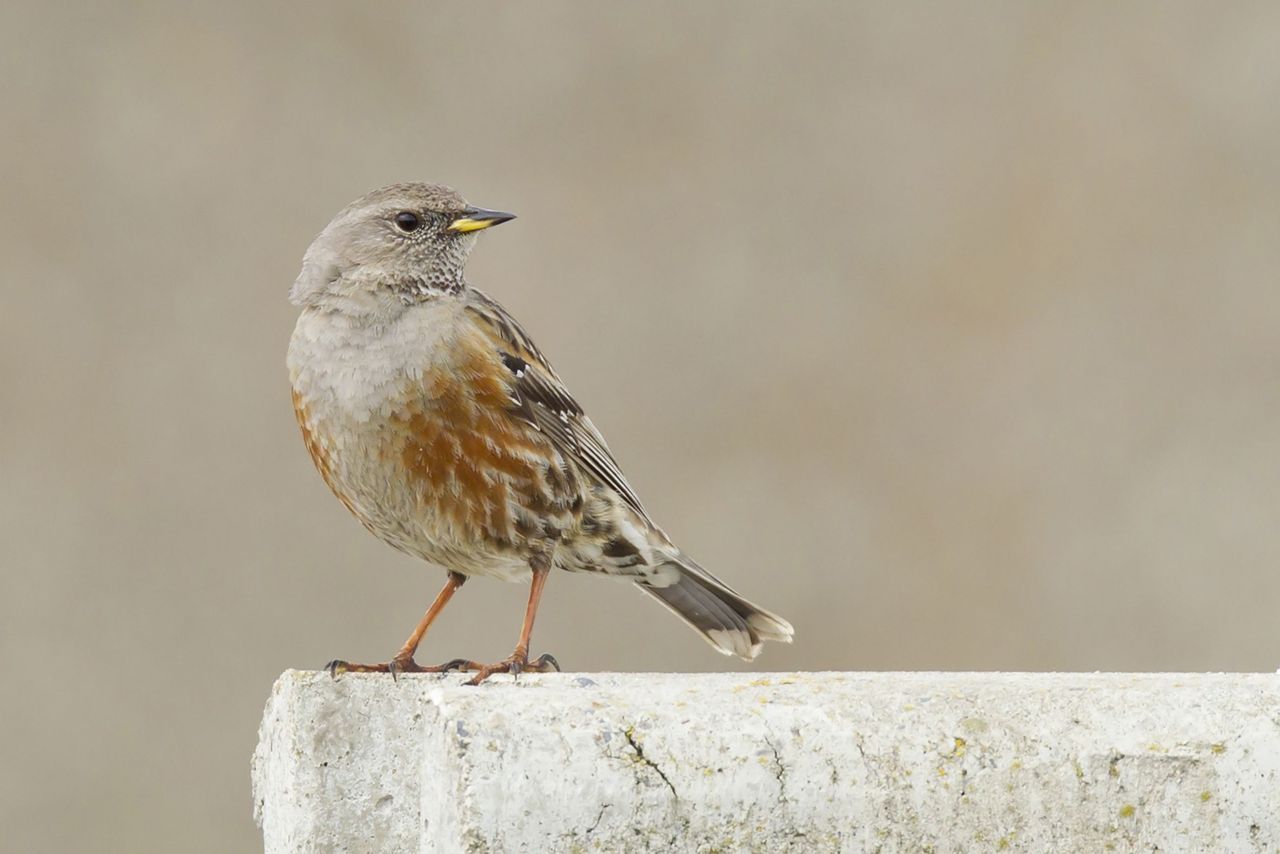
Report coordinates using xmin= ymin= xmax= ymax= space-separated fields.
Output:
xmin=394 ymin=211 xmax=421 ymax=233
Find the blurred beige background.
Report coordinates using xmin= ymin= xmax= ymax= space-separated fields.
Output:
xmin=3 ymin=2 xmax=1279 ymax=851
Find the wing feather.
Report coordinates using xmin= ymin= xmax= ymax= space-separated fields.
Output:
xmin=466 ymin=289 xmax=654 ymax=525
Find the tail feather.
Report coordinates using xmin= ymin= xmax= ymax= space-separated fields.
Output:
xmin=637 ymin=555 xmax=794 ymax=660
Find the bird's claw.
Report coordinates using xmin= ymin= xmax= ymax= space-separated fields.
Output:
xmin=323 ymin=653 xmax=559 ymax=684
xmin=388 ymin=657 xmax=408 ymax=682
xmin=463 ymin=650 xmax=561 ymax=685
xmin=323 ymin=655 xmax=456 ymax=680
xmin=438 ymin=658 xmax=473 ymax=672
xmin=531 ymin=653 xmax=560 ymax=672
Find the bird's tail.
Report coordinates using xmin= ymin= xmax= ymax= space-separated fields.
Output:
xmin=637 ymin=554 xmax=794 ymax=660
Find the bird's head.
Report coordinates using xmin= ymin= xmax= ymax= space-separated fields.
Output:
xmin=290 ymin=182 xmax=515 ymax=314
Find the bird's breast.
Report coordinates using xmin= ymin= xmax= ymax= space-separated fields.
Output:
xmin=288 ymin=302 xmax=580 ymax=569
xmin=287 ymin=301 xmax=463 ymax=424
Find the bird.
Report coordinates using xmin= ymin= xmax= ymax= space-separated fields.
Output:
xmin=287 ymin=182 xmax=794 ymax=684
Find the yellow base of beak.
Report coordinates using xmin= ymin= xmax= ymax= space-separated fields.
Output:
xmin=447 ymin=208 xmax=516 ymax=233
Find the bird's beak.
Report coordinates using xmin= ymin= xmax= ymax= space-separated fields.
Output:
xmin=447 ymin=207 xmax=517 ymax=233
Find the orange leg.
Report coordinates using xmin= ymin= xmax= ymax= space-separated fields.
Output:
xmin=448 ymin=558 xmax=560 ymax=685
xmin=327 ymin=572 xmax=467 ymax=679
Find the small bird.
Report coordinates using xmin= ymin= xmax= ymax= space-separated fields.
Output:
xmin=288 ymin=183 xmax=793 ymax=684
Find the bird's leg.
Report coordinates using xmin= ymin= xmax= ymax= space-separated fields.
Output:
xmin=327 ymin=572 xmax=467 ymax=679
xmin=462 ymin=557 xmax=560 ymax=685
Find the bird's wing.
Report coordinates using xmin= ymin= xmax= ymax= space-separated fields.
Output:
xmin=465 ymin=288 xmax=655 ymax=527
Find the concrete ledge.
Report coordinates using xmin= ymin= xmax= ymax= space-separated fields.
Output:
xmin=252 ymin=671 xmax=1280 ymax=852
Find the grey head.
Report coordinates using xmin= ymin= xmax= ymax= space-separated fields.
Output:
xmin=290 ymin=182 xmax=515 ymax=314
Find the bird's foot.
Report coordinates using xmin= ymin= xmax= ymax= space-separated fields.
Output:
xmin=441 ymin=650 xmax=561 ymax=685
xmin=325 ymin=654 xmax=462 ymax=682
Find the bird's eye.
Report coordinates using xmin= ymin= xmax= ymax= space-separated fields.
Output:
xmin=394 ymin=211 xmax=421 ymax=233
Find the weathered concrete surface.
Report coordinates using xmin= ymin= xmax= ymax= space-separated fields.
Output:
xmin=253 ymin=671 xmax=1280 ymax=853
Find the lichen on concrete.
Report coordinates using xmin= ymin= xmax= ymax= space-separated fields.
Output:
xmin=253 ymin=671 xmax=1280 ymax=852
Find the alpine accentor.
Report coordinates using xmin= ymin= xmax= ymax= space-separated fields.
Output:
xmin=287 ymin=183 xmax=793 ymax=683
